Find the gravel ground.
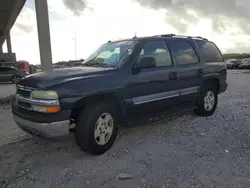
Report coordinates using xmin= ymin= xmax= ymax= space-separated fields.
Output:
xmin=0 ymin=105 xmax=29 ymax=146
xmin=0 ymin=70 xmax=250 ymax=188
xmin=0 ymin=83 xmax=16 ymax=98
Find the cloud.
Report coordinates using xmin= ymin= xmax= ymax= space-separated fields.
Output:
xmin=9 ymin=7 xmax=39 ymax=64
xmin=165 ymin=8 xmax=198 ymax=33
xmin=62 ymin=0 xmax=88 ymax=16
xmin=134 ymin=0 xmax=250 ymax=34
xmin=9 ymin=0 xmax=250 ymax=65
xmin=15 ymin=23 xmax=33 ymax=33
xmin=13 ymin=7 xmax=35 ymax=34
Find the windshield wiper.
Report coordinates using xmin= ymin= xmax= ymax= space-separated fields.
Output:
xmin=83 ymin=62 xmax=109 ymax=67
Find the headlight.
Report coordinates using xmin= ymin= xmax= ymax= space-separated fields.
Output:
xmin=31 ymin=90 xmax=58 ymax=99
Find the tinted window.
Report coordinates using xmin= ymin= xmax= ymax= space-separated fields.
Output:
xmin=140 ymin=40 xmax=172 ymax=67
xmin=196 ymin=40 xmax=224 ymax=62
xmin=0 ymin=67 xmax=15 ymax=72
xmin=243 ymin=60 xmax=250 ymax=64
xmin=242 ymin=58 xmax=250 ymax=63
xmin=0 ymin=67 xmax=8 ymax=72
xmin=168 ymin=41 xmax=199 ymax=65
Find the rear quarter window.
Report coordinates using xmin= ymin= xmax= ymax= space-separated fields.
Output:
xmin=196 ymin=40 xmax=224 ymax=62
xmin=0 ymin=67 xmax=12 ymax=72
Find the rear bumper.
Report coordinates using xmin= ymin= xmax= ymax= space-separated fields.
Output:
xmin=13 ymin=115 xmax=70 ymax=139
xmin=219 ymin=81 xmax=227 ymax=94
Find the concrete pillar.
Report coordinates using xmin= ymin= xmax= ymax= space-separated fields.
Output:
xmin=6 ymin=32 xmax=12 ymax=54
xmin=34 ymin=0 xmax=53 ymax=71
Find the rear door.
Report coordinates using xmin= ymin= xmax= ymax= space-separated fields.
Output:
xmin=167 ymin=38 xmax=203 ymax=102
xmin=128 ymin=38 xmax=180 ymax=116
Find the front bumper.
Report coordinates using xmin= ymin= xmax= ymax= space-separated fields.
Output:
xmin=13 ymin=115 xmax=70 ymax=138
xmin=219 ymin=81 xmax=227 ymax=94
xmin=12 ymin=100 xmax=71 ymax=139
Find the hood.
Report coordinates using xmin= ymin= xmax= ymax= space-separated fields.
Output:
xmin=18 ymin=67 xmax=115 ymax=89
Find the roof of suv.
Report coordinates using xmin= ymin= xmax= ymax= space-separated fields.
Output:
xmin=107 ymin=34 xmax=209 ymax=44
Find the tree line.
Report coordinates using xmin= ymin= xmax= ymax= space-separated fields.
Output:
xmin=223 ymin=53 xmax=250 ymax=60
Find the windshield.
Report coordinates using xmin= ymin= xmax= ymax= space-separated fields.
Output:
xmin=83 ymin=41 xmax=136 ymax=68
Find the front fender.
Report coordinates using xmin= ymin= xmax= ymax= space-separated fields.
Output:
xmin=59 ymin=85 xmax=127 ymax=109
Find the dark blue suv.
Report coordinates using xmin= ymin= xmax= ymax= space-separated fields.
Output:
xmin=12 ymin=34 xmax=227 ymax=155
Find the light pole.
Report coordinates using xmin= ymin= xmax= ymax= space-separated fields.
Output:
xmin=73 ymin=32 xmax=77 ymax=60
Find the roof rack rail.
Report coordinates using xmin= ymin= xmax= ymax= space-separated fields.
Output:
xmin=154 ymin=34 xmax=208 ymax=41
xmin=192 ymin=36 xmax=208 ymax=41
xmin=153 ymin=33 xmax=175 ymax=37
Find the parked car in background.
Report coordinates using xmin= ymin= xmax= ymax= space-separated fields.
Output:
xmin=226 ymin=61 xmax=234 ymax=69
xmin=0 ymin=67 xmax=29 ymax=83
xmin=239 ymin=59 xmax=250 ymax=69
xmin=12 ymin=34 xmax=227 ymax=155
xmin=241 ymin=58 xmax=250 ymax=63
xmin=225 ymin=59 xmax=242 ymax=69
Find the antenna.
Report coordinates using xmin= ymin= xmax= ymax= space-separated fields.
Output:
xmin=73 ymin=32 xmax=77 ymax=60
xmin=133 ymin=32 xmax=137 ymax=39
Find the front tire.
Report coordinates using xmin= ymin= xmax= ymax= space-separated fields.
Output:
xmin=195 ymin=85 xmax=218 ymax=117
xmin=75 ymin=102 xmax=118 ymax=155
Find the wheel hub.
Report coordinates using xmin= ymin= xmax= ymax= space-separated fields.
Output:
xmin=13 ymin=76 xmax=20 ymax=83
xmin=204 ymin=91 xmax=215 ymax=111
xmin=94 ymin=113 xmax=113 ymax=145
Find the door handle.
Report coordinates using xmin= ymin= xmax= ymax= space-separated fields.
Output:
xmin=198 ymin=69 xmax=204 ymax=76
xmin=169 ymin=72 xmax=179 ymax=80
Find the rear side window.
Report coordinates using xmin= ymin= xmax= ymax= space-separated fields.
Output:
xmin=0 ymin=67 xmax=9 ymax=72
xmin=196 ymin=40 xmax=224 ymax=62
xmin=168 ymin=41 xmax=199 ymax=65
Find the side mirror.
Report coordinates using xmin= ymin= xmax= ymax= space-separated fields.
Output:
xmin=136 ymin=57 xmax=156 ymax=70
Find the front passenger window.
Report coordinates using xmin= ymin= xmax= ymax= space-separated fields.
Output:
xmin=139 ymin=40 xmax=172 ymax=67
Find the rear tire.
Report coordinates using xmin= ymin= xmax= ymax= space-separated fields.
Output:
xmin=75 ymin=102 xmax=118 ymax=155
xmin=195 ymin=84 xmax=218 ymax=117
xmin=11 ymin=75 xmax=21 ymax=84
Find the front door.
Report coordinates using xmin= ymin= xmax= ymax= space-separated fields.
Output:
xmin=167 ymin=38 xmax=203 ymax=103
xmin=128 ymin=39 xmax=180 ymax=117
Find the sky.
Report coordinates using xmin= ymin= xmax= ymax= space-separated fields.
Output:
xmin=3 ymin=0 xmax=250 ymax=65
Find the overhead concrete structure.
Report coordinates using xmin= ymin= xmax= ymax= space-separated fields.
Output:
xmin=0 ymin=0 xmax=26 ymax=53
xmin=0 ymin=0 xmax=53 ymax=71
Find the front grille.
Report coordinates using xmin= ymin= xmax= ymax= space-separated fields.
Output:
xmin=16 ymin=85 xmax=36 ymax=111
xmin=16 ymin=86 xmax=32 ymax=98
xmin=18 ymin=101 xmax=31 ymax=110
xmin=17 ymin=89 xmax=31 ymax=98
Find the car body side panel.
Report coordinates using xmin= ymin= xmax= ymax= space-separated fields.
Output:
xmin=193 ymin=39 xmax=227 ymax=93
xmin=0 ymin=68 xmax=13 ymax=82
xmin=203 ymin=62 xmax=227 ymax=84
xmin=126 ymin=38 xmax=182 ymax=117
xmin=52 ymin=69 xmax=130 ymax=110
xmin=165 ymin=38 xmax=204 ymax=103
